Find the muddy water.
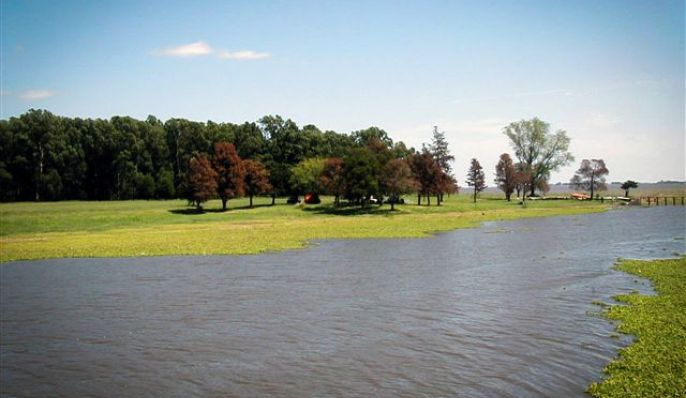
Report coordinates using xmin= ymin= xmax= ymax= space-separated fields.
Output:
xmin=1 ymin=206 xmax=684 ymax=397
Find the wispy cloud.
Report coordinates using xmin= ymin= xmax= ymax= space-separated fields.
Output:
xmin=18 ymin=90 xmax=55 ymax=100
xmin=452 ymin=89 xmax=576 ymax=105
xmin=154 ymin=41 xmax=270 ymax=60
xmin=218 ymin=50 xmax=270 ymax=60
xmin=156 ymin=41 xmax=213 ymax=57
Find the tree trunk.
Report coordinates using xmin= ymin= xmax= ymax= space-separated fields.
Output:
xmin=436 ymin=194 xmax=441 ymax=206
xmin=625 ymin=189 xmax=629 ymax=197
xmin=590 ymin=175 xmax=595 ymax=200
xmin=249 ymin=194 xmax=254 ymax=208
xmin=390 ymin=201 xmax=395 ymax=211
xmin=334 ymin=194 xmax=340 ymax=207
xmin=417 ymin=193 xmax=421 ymax=206
xmin=427 ymin=195 xmax=431 ymax=206
xmin=36 ymin=143 xmax=44 ymax=201
xmin=271 ymin=194 xmax=276 ymax=205
xmin=222 ymin=198 xmax=227 ymax=211
xmin=506 ymin=191 xmax=511 ymax=201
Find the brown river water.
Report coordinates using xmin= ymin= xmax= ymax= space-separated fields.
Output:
xmin=1 ymin=206 xmax=685 ymax=397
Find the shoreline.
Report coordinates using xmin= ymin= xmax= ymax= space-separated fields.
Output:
xmin=588 ymin=257 xmax=686 ymax=397
xmin=0 ymin=198 xmax=609 ymax=263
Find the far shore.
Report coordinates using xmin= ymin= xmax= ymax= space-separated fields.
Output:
xmin=0 ymin=194 xmax=611 ymax=263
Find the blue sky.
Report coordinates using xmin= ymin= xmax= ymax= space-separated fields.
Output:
xmin=1 ymin=0 xmax=684 ymax=182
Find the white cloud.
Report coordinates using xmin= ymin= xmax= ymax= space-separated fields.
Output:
xmin=19 ymin=90 xmax=55 ymax=100
xmin=218 ymin=50 xmax=270 ymax=60
xmin=452 ymin=89 xmax=577 ymax=105
xmin=154 ymin=42 xmax=270 ymax=61
xmin=157 ymin=41 xmax=213 ymax=57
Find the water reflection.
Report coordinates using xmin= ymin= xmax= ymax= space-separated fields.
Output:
xmin=1 ymin=206 xmax=684 ymax=397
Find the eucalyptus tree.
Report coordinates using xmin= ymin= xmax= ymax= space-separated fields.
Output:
xmin=503 ymin=118 xmax=573 ymax=196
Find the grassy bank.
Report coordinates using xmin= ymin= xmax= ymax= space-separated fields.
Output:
xmin=588 ymin=257 xmax=686 ymax=398
xmin=0 ymin=195 xmax=608 ymax=262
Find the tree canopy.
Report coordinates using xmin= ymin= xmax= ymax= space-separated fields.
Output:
xmin=570 ymin=159 xmax=609 ymax=199
xmin=503 ymin=117 xmax=573 ymax=196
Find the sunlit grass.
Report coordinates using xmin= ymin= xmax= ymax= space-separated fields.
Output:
xmin=588 ymin=257 xmax=686 ymax=398
xmin=0 ymin=194 xmax=609 ymax=262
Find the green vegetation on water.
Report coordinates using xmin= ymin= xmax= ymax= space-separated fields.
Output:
xmin=588 ymin=257 xmax=686 ymax=398
xmin=0 ymin=195 xmax=608 ymax=262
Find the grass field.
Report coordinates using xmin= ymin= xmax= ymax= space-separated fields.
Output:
xmin=588 ymin=257 xmax=686 ymax=398
xmin=0 ymin=194 xmax=609 ymax=262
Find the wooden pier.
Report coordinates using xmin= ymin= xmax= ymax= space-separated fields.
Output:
xmin=639 ymin=196 xmax=685 ymax=206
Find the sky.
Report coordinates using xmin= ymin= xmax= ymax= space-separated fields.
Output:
xmin=1 ymin=0 xmax=684 ymax=183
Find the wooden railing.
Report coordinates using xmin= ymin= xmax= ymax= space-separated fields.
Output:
xmin=639 ymin=196 xmax=685 ymax=206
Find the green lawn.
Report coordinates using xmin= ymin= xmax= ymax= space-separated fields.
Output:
xmin=0 ymin=194 xmax=609 ymax=262
xmin=588 ymin=257 xmax=686 ymax=398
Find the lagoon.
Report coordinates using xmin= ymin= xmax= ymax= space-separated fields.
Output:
xmin=1 ymin=206 xmax=684 ymax=397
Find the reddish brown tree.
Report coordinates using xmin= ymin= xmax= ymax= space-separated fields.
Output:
xmin=466 ymin=158 xmax=486 ymax=203
xmin=243 ymin=159 xmax=272 ymax=208
xmin=187 ymin=154 xmax=218 ymax=210
xmin=381 ymin=158 xmax=418 ymax=211
xmin=410 ymin=150 xmax=442 ymax=206
xmin=213 ymin=142 xmax=245 ymax=211
xmin=495 ymin=153 xmax=516 ymax=201
xmin=570 ymin=159 xmax=609 ymax=200
xmin=320 ymin=158 xmax=345 ymax=207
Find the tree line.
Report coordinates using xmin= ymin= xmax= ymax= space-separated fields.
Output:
xmin=0 ymin=109 xmax=457 ymax=206
xmin=3 ymin=110 xmax=619 ymax=205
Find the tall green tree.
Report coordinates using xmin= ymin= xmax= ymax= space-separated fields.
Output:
xmin=351 ymin=127 xmax=393 ymax=148
xmin=381 ymin=158 xmax=417 ymax=211
xmin=290 ymin=158 xmax=327 ymax=195
xmin=342 ymin=147 xmax=381 ymax=205
xmin=503 ymin=117 xmax=573 ymax=196
xmin=430 ymin=126 xmax=454 ymax=174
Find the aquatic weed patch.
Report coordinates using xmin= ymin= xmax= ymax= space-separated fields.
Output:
xmin=588 ymin=257 xmax=686 ymax=398
xmin=0 ymin=196 xmax=608 ymax=262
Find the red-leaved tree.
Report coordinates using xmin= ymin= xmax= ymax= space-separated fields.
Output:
xmin=243 ymin=159 xmax=272 ymax=208
xmin=187 ymin=154 xmax=218 ymax=210
xmin=320 ymin=158 xmax=345 ymax=207
xmin=213 ymin=142 xmax=245 ymax=211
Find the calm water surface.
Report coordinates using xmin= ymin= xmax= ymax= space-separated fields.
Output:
xmin=1 ymin=206 xmax=685 ymax=397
